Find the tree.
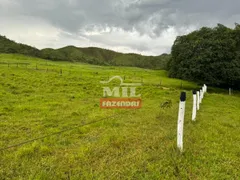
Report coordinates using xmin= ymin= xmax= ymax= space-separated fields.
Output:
xmin=169 ymin=24 xmax=240 ymax=89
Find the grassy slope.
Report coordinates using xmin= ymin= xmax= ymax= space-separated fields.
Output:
xmin=0 ymin=54 xmax=239 ymax=179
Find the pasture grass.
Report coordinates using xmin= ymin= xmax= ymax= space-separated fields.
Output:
xmin=0 ymin=54 xmax=239 ymax=179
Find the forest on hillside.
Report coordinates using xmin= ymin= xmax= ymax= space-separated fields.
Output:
xmin=168 ymin=24 xmax=240 ymax=90
xmin=0 ymin=35 xmax=170 ymax=70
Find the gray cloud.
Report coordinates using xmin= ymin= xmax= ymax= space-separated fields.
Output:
xmin=0 ymin=0 xmax=240 ymax=55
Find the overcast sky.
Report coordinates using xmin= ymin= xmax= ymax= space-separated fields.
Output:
xmin=0 ymin=0 xmax=239 ymax=55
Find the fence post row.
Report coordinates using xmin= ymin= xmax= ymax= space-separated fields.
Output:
xmin=177 ymin=92 xmax=186 ymax=152
xmin=177 ymin=84 xmax=207 ymax=151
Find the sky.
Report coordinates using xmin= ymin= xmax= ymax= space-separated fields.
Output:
xmin=0 ymin=0 xmax=239 ymax=55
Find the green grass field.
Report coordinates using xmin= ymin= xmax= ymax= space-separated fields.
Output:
xmin=0 ymin=54 xmax=239 ymax=179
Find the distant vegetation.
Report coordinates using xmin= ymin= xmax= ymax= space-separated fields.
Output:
xmin=0 ymin=35 xmax=40 ymax=57
xmin=168 ymin=24 xmax=240 ymax=90
xmin=2 ymin=23 xmax=240 ymax=90
xmin=0 ymin=35 xmax=170 ymax=70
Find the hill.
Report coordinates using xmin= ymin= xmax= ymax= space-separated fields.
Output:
xmin=0 ymin=35 xmax=40 ymax=57
xmin=0 ymin=35 xmax=170 ymax=69
xmin=40 ymin=46 xmax=170 ymax=69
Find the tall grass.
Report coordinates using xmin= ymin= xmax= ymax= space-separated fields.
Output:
xmin=0 ymin=54 xmax=239 ymax=179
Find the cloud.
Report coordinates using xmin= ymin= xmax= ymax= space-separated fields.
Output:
xmin=0 ymin=0 xmax=240 ymax=55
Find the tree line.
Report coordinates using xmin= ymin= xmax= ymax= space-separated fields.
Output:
xmin=168 ymin=24 xmax=240 ymax=90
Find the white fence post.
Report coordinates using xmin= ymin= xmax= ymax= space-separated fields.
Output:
xmin=192 ymin=90 xmax=197 ymax=121
xmin=199 ymin=90 xmax=202 ymax=104
xmin=203 ymin=84 xmax=206 ymax=93
xmin=177 ymin=92 xmax=186 ymax=152
xmin=197 ymin=91 xmax=200 ymax=110
xmin=202 ymin=86 xmax=204 ymax=98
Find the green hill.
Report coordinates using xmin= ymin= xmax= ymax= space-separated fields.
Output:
xmin=0 ymin=35 xmax=40 ymax=57
xmin=40 ymin=46 xmax=170 ymax=69
xmin=0 ymin=35 xmax=170 ymax=69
